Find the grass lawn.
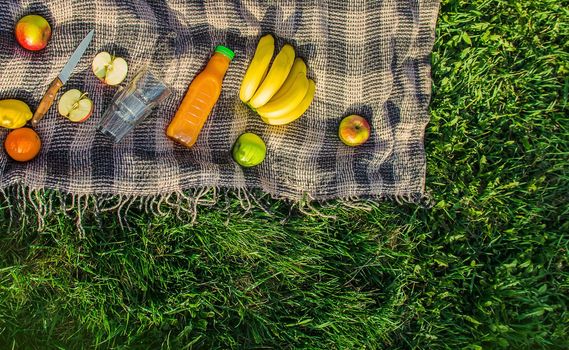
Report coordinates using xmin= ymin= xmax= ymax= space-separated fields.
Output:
xmin=1 ymin=0 xmax=568 ymax=349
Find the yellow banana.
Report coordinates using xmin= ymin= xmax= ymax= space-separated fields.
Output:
xmin=239 ymin=34 xmax=275 ymax=103
xmin=248 ymin=44 xmax=296 ymax=109
xmin=261 ymin=79 xmax=316 ymax=126
xmin=270 ymin=58 xmax=307 ymax=101
xmin=256 ymin=72 xmax=309 ymax=119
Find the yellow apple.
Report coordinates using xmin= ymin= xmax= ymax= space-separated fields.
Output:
xmin=338 ymin=115 xmax=371 ymax=147
xmin=15 ymin=14 xmax=52 ymax=51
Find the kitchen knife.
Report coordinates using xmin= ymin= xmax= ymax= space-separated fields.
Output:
xmin=31 ymin=29 xmax=94 ymax=127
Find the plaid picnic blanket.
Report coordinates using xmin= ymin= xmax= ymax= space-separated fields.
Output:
xmin=0 ymin=0 xmax=439 ymax=205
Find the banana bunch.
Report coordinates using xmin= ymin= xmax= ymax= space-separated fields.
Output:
xmin=240 ymin=34 xmax=316 ymax=126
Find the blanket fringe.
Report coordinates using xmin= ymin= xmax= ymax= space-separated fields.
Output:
xmin=0 ymin=184 xmax=433 ymax=235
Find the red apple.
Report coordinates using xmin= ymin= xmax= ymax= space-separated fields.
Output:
xmin=338 ymin=114 xmax=371 ymax=147
xmin=14 ymin=14 xmax=52 ymax=51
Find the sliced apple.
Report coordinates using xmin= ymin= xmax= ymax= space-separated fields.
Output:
xmin=58 ymin=89 xmax=93 ymax=122
xmin=92 ymin=51 xmax=128 ymax=86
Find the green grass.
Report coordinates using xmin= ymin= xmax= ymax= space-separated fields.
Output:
xmin=1 ymin=0 xmax=568 ymax=348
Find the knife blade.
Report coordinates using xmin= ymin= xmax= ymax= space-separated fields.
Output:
xmin=31 ymin=29 xmax=95 ymax=127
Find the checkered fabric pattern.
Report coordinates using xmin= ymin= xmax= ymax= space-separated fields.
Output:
xmin=0 ymin=0 xmax=439 ymax=202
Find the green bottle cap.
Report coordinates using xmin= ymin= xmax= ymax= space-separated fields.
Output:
xmin=215 ymin=45 xmax=235 ymax=61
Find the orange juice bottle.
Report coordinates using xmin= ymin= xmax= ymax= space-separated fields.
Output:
xmin=167 ymin=45 xmax=234 ymax=148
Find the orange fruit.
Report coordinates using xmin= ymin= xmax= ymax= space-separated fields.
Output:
xmin=4 ymin=127 xmax=41 ymax=162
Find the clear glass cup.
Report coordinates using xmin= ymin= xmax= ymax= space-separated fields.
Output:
xmin=98 ymin=68 xmax=171 ymax=142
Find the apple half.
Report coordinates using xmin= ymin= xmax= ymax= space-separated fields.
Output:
xmin=58 ymin=89 xmax=93 ymax=122
xmin=92 ymin=52 xmax=128 ymax=86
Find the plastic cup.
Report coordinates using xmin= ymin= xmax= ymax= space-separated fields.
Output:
xmin=98 ymin=68 xmax=171 ymax=142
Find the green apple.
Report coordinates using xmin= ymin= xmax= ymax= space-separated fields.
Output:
xmin=58 ymin=89 xmax=93 ymax=122
xmin=15 ymin=14 xmax=52 ymax=51
xmin=338 ymin=114 xmax=371 ymax=147
xmin=92 ymin=51 xmax=129 ymax=86
xmin=232 ymin=133 xmax=266 ymax=167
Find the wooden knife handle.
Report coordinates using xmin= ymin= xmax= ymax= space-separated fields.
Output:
xmin=31 ymin=77 xmax=64 ymax=127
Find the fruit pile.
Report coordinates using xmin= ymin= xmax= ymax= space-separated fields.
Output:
xmin=2 ymin=12 xmax=372 ymax=167
xmin=57 ymin=52 xmax=129 ymax=123
xmin=240 ymin=34 xmax=316 ymax=126
xmin=1 ymin=13 xmax=134 ymax=162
